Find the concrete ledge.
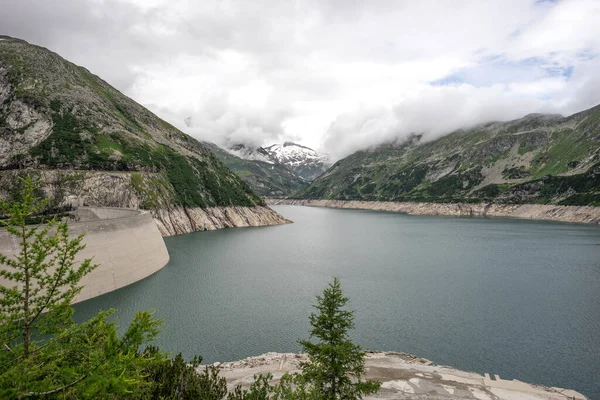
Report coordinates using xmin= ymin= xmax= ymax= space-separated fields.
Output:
xmin=0 ymin=207 xmax=170 ymax=303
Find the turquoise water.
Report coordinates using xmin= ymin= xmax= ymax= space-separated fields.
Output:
xmin=75 ymin=205 xmax=600 ymax=398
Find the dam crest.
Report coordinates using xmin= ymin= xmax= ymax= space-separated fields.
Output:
xmin=0 ymin=207 xmax=170 ymax=303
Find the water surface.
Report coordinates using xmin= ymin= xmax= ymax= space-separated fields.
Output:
xmin=76 ymin=206 xmax=600 ymax=398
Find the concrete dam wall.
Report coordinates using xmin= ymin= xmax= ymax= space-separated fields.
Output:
xmin=0 ymin=207 xmax=170 ymax=303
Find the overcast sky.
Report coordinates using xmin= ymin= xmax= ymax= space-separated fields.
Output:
xmin=2 ymin=0 xmax=599 ymax=159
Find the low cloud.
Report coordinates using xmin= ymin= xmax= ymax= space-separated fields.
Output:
xmin=1 ymin=0 xmax=599 ymax=158
xmin=322 ymin=84 xmax=553 ymax=159
xmin=181 ymin=104 xmax=292 ymax=150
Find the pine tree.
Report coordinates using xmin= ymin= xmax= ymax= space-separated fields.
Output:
xmin=0 ymin=175 xmax=163 ymax=398
xmin=0 ymin=175 xmax=97 ymax=362
xmin=297 ymin=277 xmax=380 ymax=400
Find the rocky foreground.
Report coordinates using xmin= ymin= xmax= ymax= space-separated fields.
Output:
xmin=206 ymin=352 xmax=588 ymax=400
xmin=269 ymin=199 xmax=600 ymax=225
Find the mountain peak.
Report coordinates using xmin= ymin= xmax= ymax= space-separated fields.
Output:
xmin=264 ymin=142 xmax=331 ymax=181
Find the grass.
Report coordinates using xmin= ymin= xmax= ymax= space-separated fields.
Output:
xmin=530 ymin=130 xmax=593 ymax=179
xmin=296 ymin=118 xmax=599 ymax=206
xmin=27 ymin=100 xmax=262 ymax=208
xmin=78 ymin=68 xmax=150 ymax=138
xmin=518 ymin=144 xmax=537 ymax=155
xmin=130 ymin=172 xmax=172 ymax=209
xmin=95 ymin=134 xmax=123 ymax=153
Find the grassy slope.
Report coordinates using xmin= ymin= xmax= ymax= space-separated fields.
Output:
xmin=295 ymin=111 xmax=600 ymax=206
xmin=0 ymin=37 xmax=263 ymax=208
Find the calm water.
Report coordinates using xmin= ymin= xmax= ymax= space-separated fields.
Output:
xmin=75 ymin=205 xmax=600 ymax=399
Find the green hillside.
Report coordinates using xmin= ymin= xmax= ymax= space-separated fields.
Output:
xmin=295 ymin=110 xmax=600 ymax=206
xmin=0 ymin=36 xmax=263 ymax=209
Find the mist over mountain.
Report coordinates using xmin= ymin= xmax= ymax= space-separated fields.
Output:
xmin=184 ymin=113 xmax=330 ymax=194
xmin=6 ymin=0 xmax=594 ymax=161
xmin=296 ymin=107 xmax=600 ymax=206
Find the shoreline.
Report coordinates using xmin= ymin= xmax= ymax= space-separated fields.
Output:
xmin=268 ymin=199 xmax=600 ymax=225
xmin=207 ymin=351 xmax=588 ymax=399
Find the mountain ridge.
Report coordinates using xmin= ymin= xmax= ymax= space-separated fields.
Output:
xmin=0 ymin=36 xmax=288 ymax=234
xmin=294 ymin=106 xmax=600 ymax=206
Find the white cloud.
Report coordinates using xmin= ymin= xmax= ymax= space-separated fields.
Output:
xmin=506 ymin=0 xmax=600 ymax=63
xmin=322 ymin=84 xmax=549 ymax=159
xmin=1 ymin=0 xmax=599 ymax=159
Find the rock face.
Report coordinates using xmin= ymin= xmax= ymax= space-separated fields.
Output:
xmin=270 ymin=199 xmax=600 ymax=225
xmin=152 ymin=206 xmax=290 ymax=236
xmin=0 ymin=98 xmax=52 ymax=164
xmin=295 ymin=111 xmax=600 ymax=206
xmin=208 ymin=352 xmax=588 ymax=399
xmin=0 ymin=170 xmax=290 ymax=236
xmin=0 ymin=36 xmax=289 ymax=234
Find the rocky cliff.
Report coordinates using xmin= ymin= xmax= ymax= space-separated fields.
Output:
xmin=152 ymin=205 xmax=290 ymax=236
xmin=0 ymin=170 xmax=289 ymax=236
xmin=0 ymin=36 xmax=288 ymax=234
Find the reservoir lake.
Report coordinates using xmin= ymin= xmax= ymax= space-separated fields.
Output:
xmin=75 ymin=205 xmax=600 ymax=399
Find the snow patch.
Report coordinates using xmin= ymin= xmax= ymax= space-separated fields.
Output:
xmin=264 ymin=142 xmax=330 ymax=166
xmin=228 ymin=148 xmax=273 ymax=163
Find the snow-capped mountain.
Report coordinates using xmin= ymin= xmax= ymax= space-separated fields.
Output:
xmin=264 ymin=142 xmax=331 ymax=181
xmin=220 ymin=141 xmax=331 ymax=182
xmin=202 ymin=142 xmax=308 ymax=198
